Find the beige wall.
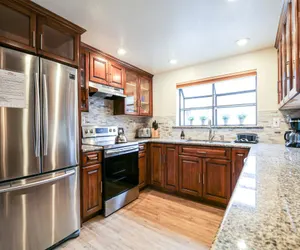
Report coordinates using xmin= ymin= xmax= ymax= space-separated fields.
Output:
xmin=153 ymin=48 xmax=278 ymax=117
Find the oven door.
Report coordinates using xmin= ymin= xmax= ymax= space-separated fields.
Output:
xmin=103 ymin=151 xmax=139 ymax=201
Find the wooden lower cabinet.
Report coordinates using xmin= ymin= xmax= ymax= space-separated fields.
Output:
xmin=203 ymin=158 xmax=231 ymax=205
xmin=232 ymin=148 xmax=249 ymax=192
xmin=138 ymin=151 xmax=147 ymax=189
xmin=178 ymin=155 xmax=202 ymax=197
xmin=151 ymin=144 xmax=178 ymax=191
xmin=82 ymin=164 xmax=102 ymax=220
xmin=164 ymin=145 xmax=179 ymax=191
xmin=151 ymin=144 xmax=164 ymax=187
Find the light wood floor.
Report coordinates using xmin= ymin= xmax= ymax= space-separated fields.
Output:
xmin=57 ymin=189 xmax=224 ymax=250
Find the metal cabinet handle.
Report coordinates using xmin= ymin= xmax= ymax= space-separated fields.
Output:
xmin=237 ymin=154 xmax=244 ymax=157
xmin=40 ymin=34 xmax=43 ymax=50
xmin=198 ymin=173 xmax=201 ymax=184
xmin=34 ymin=73 xmax=40 ymax=157
xmin=43 ymin=74 xmax=48 ymax=156
xmin=100 ymin=181 xmax=103 ymax=193
xmin=32 ymin=31 xmax=36 ymax=48
xmin=197 ymin=151 xmax=207 ymax=154
xmin=0 ymin=169 xmax=75 ymax=194
xmin=203 ymin=175 xmax=205 ymax=185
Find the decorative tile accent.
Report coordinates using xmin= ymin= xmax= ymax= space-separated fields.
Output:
xmin=81 ymin=96 xmax=151 ymax=139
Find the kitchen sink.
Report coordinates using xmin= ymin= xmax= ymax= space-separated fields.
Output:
xmin=186 ymin=139 xmax=232 ymax=143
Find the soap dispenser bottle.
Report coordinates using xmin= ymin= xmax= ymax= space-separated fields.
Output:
xmin=180 ymin=130 xmax=185 ymax=140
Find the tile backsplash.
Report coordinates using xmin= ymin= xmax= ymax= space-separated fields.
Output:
xmin=81 ymin=96 xmax=150 ymax=139
xmin=83 ymin=96 xmax=292 ymax=144
xmin=148 ymin=110 xmax=290 ymax=144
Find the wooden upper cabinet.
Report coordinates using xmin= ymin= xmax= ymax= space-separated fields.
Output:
xmin=37 ymin=16 xmax=80 ymax=66
xmin=202 ymin=158 xmax=231 ymax=205
xmin=178 ymin=155 xmax=202 ymax=197
xmin=89 ymin=52 xmax=109 ymax=85
xmin=151 ymin=144 xmax=164 ymax=188
xmin=231 ymin=148 xmax=249 ymax=192
xmin=109 ymin=60 xmax=125 ymax=89
xmin=0 ymin=1 xmax=36 ymax=53
xmin=139 ymin=76 xmax=152 ymax=116
xmin=80 ymin=49 xmax=89 ymax=112
xmin=164 ymin=145 xmax=179 ymax=192
xmin=123 ymin=70 xmax=139 ymax=115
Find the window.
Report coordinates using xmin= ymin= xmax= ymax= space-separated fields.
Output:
xmin=177 ymin=72 xmax=257 ymax=126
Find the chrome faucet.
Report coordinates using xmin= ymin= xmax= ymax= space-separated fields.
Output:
xmin=208 ymin=119 xmax=215 ymax=142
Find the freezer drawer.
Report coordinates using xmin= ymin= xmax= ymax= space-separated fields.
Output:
xmin=0 ymin=166 xmax=80 ymax=250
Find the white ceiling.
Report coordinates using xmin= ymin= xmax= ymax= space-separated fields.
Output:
xmin=33 ymin=0 xmax=282 ymax=74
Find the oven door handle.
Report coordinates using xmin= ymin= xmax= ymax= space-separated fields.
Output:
xmin=105 ymin=148 xmax=138 ymax=158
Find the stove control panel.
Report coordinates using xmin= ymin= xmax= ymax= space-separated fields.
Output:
xmin=82 ymin=125 xmax=118 ymax=138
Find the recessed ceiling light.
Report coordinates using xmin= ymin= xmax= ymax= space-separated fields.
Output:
xmin=169 ymin=59 xmax=177 ymax=64
xmin=228 ymin=0 xmax=238 ymax=2
xmin=117 ymin=48 xmax=127 ymax=56
xmin=236 ymin=38 xmax=250 ymax=46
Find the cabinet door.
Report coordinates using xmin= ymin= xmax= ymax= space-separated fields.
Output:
xmin=80 ymin=49 xmax=89 ymax=112
xmin=231 ymin=148 xmax=249 ymax=192
xmin=109 ymin=60 xmax=125 ymax=89
xmin=164 ymin=145 xmax=178 ymax=191
xmin=37 ymin=16 xmax=79 ymax=66
xmin=178 ymin=155 xmax=202 ymax=197
xmin=151 ymin=144 xmax=164 ymax=187
xmin=278 ymin=45 xmax=283 ymax=104
xmin=89 ymin=52 xmax=109 ymax=85
xmin=282 ymin=22 xmax=287 ymax=100
xmin=286 ymin=2 xmax=292 ymax=96
xmin=139 ymin=76 xmax=152 ymax=116
xmin=138 ymin=152 xmax=147 ymax=189
xmin=82 ymin=164 xmax=102 ymax=219
xmin=203 ymin=159 xmax=231 ymax=205
xmin=0 ymin=2 xmax=36 ymax=53
xmin=124 ymin=70 xmax=139 ymax=115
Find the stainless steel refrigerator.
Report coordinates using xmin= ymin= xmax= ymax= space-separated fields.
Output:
xmin=0 ymin=46 xmax=80 ymax=250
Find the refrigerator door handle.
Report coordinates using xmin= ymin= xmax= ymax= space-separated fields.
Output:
xmin=34 ymin=73 xmax=41 ymax=157
xmin=0 ymin=169 xmax=76 ymax=194
xmin=43 ymin=74 xmax=49 ymax=156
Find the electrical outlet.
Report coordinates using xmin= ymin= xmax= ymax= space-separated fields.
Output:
xmin=272 ymin=117 xmax=280 ymax=128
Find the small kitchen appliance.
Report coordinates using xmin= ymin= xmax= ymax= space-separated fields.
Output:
xmin=115 ymin=127 xmax=128 ymax=143
xmin=136 ymin=127 xmax=152 ymax=138
xmin=285 ymin=118 xmax=300 ymax=148
xmin=235 ymin=133 xmax=259 ymax=144
xmin=82 ymin=125 xmax=139 ymax=216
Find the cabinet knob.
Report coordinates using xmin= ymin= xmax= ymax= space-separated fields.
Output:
xmin=32 ymin=31 xmax=36 ymax=48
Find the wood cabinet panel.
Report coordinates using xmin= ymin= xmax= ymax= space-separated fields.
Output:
xmin=139 ymin=75 xmax=152 ymax=116
xmin=0 ymin=1 xmax=36 ymax=53
xmin=179 ymin=146 xmax=231 ymax=160
xmin=203 ymin=158 xmax=231 ymax=205
xmin=151 ymin=144 xmax=164 ymax=187
xmin=90 ymin=52 xmax=109 ymax=84
xmin=82 ymin=164 xmax=102 ymax=219
xmin=138 ymin=152 xmax=147 ymax=189
xmin=178 ymin=155 xmax=202 ymax=197
xmin=80 ymin=49 xmax=89 ymax=112
xmin=109 ymin=61 xmax=125 ymax=89
xmin=231 ymin=148 xmax=249 ymax=192
xmin=164 ymin=145 xmax=178 ymax=192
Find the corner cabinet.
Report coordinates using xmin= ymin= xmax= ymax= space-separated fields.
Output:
xmin=0 ymin=0 xmax=85 ymax=67
xmin=114 ymin=70 xmax=153 ymax=116
xmin=231 ymin=148 xmax=249 ymax=192
xmin=276 ymin=0 xmax=300 ymax=109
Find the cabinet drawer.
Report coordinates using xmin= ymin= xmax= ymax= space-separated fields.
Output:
xmin=82 ymin=151 xmax=102 ymax=166
xmin=139 ymin=143 xmax=147 ymax=153
xmin=179 ymin=146 xmax=231 ymax=160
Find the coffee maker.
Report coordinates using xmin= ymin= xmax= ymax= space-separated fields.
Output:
xmin=284 ymin=118 xmax=300 ymax=148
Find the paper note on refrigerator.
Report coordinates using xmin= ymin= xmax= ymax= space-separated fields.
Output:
xmin=0 ymin=69 xmax=26 ymax=108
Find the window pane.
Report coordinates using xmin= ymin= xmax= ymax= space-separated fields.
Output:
xmin=181 ymin=84 xmax=212 ymax=97
xmin=217 ymin=92 xmax=256 ymax=106
xmin=184 ymin=109 xmax=212 ymax=126
xmin=185 ymin=97 xmax=212 ymax=108
xmin=215 ymin=76 xmax=256 ymax=94
xmin=216 ymin=106 xmax=256 ymax=125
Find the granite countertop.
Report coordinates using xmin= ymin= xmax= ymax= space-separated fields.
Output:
xmin=211 ymin=143 xmax=300 ymax=250
xmin=81 ymin=144 xmax=103 ymax=152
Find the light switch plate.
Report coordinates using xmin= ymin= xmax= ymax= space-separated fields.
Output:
xmin=272 ymin=117 xmax=280 ymax=128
